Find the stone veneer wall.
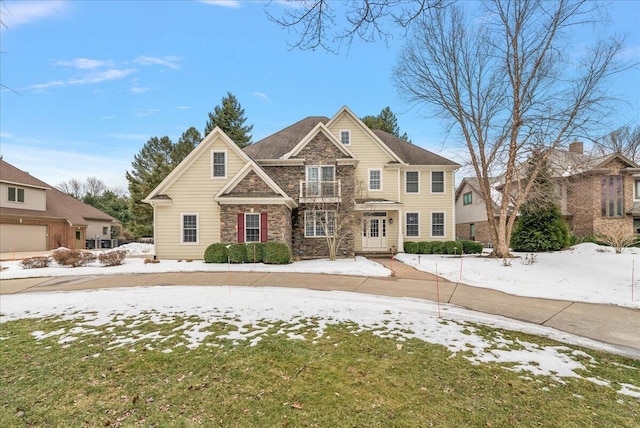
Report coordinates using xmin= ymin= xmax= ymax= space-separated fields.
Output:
xmin=455 ymin=220 xmax=493 ymax=247
xmin=219 ymin=204 xmax=291 ymax=247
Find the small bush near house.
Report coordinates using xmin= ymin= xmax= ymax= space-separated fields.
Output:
xmin=98 ymin=249 xmax=127 ymax=267
xmin=430 ymin=241 xmax=445 ymax=255
xmin=444 ymin=241 xmax=464 ymax=255
xmin=228 ymin=243 xmax=248 ymax=263
xmin=403 ymin=242 xmax=419 ymax=254
xmin=511 ymin=205 xmax=570 ymax=252
xmin=246 ymin=242 xmax=264 ymax=263
xmin=204 ymin=243 xmax=228 ymax=263
xmin=19 ymin=256 xmax=51 ymax=269
xmin=263 ymin=242 xmax=291 ymax=264
xmin=417 ymin=241 xmax=432 ymax=254
xmin=52 ymin=249 xmax=96 ymax=267
xmin=459 ymin=240 xmax=483 ymax=254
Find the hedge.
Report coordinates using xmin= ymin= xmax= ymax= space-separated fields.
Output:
xmin=204 ymin=243 xmax=228 ymax=263
xmin=403 ymin=240 xmax=482 ymax=255
xmin=403 ymin=241 xmax=419 ymax=254
xmin=246 ymin=242 xmax=264 ymax=263
xmin=459 ymin=240 xmax=483 ymax=254
xmin=444 ymin=241 xmax=463 ymax=255
xmin=263 ymin=242 xmax=291 ymax=264
xmin=228 ymin=243 xmax=248 ymax=263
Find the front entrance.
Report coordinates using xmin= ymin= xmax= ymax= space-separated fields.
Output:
xmin=362 ymin=212 xmax=387 ymax=251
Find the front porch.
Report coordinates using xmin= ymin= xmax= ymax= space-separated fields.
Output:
xmin=355 ymin=200 xmax=404 ymax=255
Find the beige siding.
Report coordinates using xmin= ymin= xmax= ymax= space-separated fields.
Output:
xmin=455 ymin=183 xmax=489 ymax=224
xmin=0 ymin=184 xmax=46 ymax=211
xmin=86 ymin=221 xmax=112 ymax=240
xmin=154 ymin=136 xmax=248 ymax=259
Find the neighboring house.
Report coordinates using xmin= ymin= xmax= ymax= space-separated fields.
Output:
xmin=0 ymin=159 xmax=119 ymax=253
xmin=145 ymin=106 xmax=460 ymax=260
xmin=454 ymin=177 xmax=503 ymax=246
xmin=455 ymin=142 xmax=640 ymax=244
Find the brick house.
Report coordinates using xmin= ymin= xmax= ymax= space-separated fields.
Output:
xmin=145 ymin=106 xmax=460 ymax=260
xmin=455 ymin=142 xmax=640 ymax=245
xmin=0 ymin=159 xmax=119 ymax=253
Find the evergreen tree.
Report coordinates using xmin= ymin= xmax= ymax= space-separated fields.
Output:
xmin=172 ymin=126 xmax=201 ymax=165
xmin=510 ymin=152 xmax=570 ymax=252
xmin=361 ymin=106 xmax=410 ymax=141
xmin=204 ymin=92 xmax=253 ymax=148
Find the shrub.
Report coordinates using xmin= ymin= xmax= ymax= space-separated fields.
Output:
xmin=444 ymin=241 xmax=463 ymax=255
xmin=417 ymin=241 xmax=432 ymax=254
xmin=52 ymin=249 xmax=96 ymax=267
xmin=246 ymin=242 xmax=264 ymax=263
xmin=403 ymin=241 xmax=419 ymax=254
xmin=98 ymin=249 xmax=127 ymax=267
xmin=20 ymin=256 xmax=51 ymax=269
xmin=204 ymin=243 xmax=228 ymax=263
xmin=459 ymin=240 xmax=483 ymax=254
xmin=430 ymin=241 xmax=445 ymax=255
xmin=263 ymin=242 xmax=291 ymax=264
xmin=228 ymin=243 xmax=248 ymax=263
xmin=511 ymin=205 xmax=570 ymax=252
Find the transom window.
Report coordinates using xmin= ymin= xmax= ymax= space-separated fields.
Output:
xmin=406 ymin=212 xmax=419 ymax=237
xmin=212 ymin=151 xmax=226 ymax=178
xmin=305 ymin=210 xmax=336 ymax=237
xmin=369 ymin=169 xmax=381 ymax=191
xmin=8 ymin=186 xmax=25 ymax=203
xmin=245 ymin=213 xmax=261 ymax=243
xmin=431 ymin=171 xmax=444 ymax=193
xmin=463 ymin=191 xmax=472 ymax=205
xmin=182 ymin=214 xmax=198 ymax=244
xmin=432 ymin=212 xmax=445 ymax=237
xmin=405 ymin=171 xmax=419 ymax=193
xmin=601 ymin=176 xmax=623 ymax=217
xmin=340 ymin=130 xmax=351 ymax=145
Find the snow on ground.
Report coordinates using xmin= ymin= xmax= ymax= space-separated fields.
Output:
xmin=1 ymin=286 xmax=638 ymax=398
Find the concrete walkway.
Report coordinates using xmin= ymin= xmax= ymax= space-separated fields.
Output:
xmin=1 ymin=258 xmax=638 ymax=358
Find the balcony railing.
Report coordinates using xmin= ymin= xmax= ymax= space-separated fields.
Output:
xmin=299 ymin=180 xmax=341 ymax=203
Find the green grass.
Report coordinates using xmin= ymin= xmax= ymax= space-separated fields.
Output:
xmin=1 ymin=316 xmax=639 ymax=427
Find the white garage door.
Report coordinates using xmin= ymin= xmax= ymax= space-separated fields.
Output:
xmin=0 ymin=224 xmax=47 ymax=252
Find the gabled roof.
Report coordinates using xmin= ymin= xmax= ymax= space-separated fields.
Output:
xmin=0 ymin=159 xmax=116 ymax=226
xmin=372 ymin=130 xmax=460 ymax=167
xmin=283 ymin=122 xmax=357 ymax=160
xmin=243 ymin=116 xmax=330 ymax=160
xmin=547 ymin=149 xmax=639 ymax=178
xmin=455 ymin=176 xmax=503 ymax=211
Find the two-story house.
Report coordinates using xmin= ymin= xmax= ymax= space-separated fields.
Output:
xmin=145 ymin=106 xmax=460 ymax=260
xmin=0 ymin=159 xmax=118 ymax=253
xmin=455 ymin=142 xmax=640 ymax=245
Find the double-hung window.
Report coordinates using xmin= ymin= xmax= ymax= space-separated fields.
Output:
xmin=305 ymin=210 xmax=335 ymax=237
xmin=306 ymin=166 xmax=335 ymax=197
xmin=212 ymin=151 xmax=226 ymax=178
xmin=8 ymin=186 xmax=25 ymax=203
xmin=431 ymin=171 xmax=444 ymax=193
xmin=369 ymin=169 xmax=381 ymax=191
xmin=340 ymin=130 xmax=351 ymax=145
xmin=431 ymin=212 xmax=445 ymax=237
xmin=463 ymin=192 xmax=472 ymax=205
xmin=182 ymin=214 xmax=198 ymax=244
xmin=601 ymin=176 xmax=623 ymax=217
xmin=245 ymin=213 xmax=261 ymax=243
xmin=405 ymin=171 xmax=419 ymax=193
xmin=406 ymin=212 xmax=419 ymax=237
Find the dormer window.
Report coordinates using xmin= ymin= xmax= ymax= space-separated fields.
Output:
xmin=8 ymin=186 xmax=25 ymax=203
xmin=340 ymin=130 xmax=351 ymax=145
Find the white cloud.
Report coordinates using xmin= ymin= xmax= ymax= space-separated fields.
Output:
xmin=67 ymin=68 xmax=136 ymax=85
xmin=0 ymin=0 xmax=68 ymax=29
xmin=56 ymin=58 xmax=112 ymax=70
xmin=129 ymin=86 xmax=151 ymax=94
xmin=253 ymin=91 xmax=271 ymax=101
xmin=133 ymin=56 xmax=182 ymax=70
xmin=133 ymin=108 xmax=160 ymax=118
xmin=199 ymin=0 xmax=242 ymax=9
xmin=176 ymin=106 xmax=190 ymax=110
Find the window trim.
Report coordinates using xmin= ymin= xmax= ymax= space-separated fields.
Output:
xmin=405 ymin=171 xmax=420 ymax=194
xmin=462 ymin=191 xmax=472 ymax=205
xmin=8 ymin=186 xmax=25 ymax=203
xmin=339 ymin=129 xmax=351 ymax=145
xmin=211 ymin=150 xmax=227 ymax=179
xmin=635 ymin=179 xmax=640 ymax=201
xmin=431 ymin=171 xmax=445 ymax=194
xmin=244 ymin=212 xmax=261 ymax=243
xmin=601 ymin=175 xmax=623 ymax=218
xmin=368 ymin=168 xmax=382 ymax=191
xmin=181 ymin=213 xmax=199 ymax=245
xmin=304 ymin=210 xmax=336 ymax=238
xmin=405 ymin=211 xmax=420 ymax=238
xmin=431 ymin=211 xmax=445 ymax=238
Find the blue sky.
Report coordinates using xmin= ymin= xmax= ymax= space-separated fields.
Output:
xmin=1 ymin=0 xmax=639 ymax=191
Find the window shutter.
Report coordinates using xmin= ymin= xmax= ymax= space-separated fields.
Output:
xmin=260 ymin=213 xmax=268 ymax=243
xmin=237 ymin=213 xmax=245 ymax=243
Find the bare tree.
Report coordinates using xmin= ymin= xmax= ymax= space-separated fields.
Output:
xmin=393 ymin=1 xmax=624 ymax=257
xmin=56 ymin=178 xmax=84 ymax=199
xmin=85 ymin=177 xmax=107 ymax=198
xmin=592 ymin=125 xmax=640 ymax=163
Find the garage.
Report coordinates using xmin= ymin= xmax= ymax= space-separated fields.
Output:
xmin=0 ymin=224 xmax=47 ymax=252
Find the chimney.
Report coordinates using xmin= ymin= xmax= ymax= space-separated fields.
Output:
xmin=569 ymin=141 xmax=583 ymax=154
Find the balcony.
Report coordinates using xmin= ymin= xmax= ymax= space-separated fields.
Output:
xmin=299 ymin=180 xmax=341 ymax=203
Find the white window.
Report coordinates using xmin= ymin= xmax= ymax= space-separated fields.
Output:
xmin=245 ymin=213 xmax=261 ymax=243
xmin=369 ymin=169 xmax=382 ymax=191
xmin=406 ymin=212 xmax=419 ymax=237
xmin=306 ymin=165 xmax=335 ymax=197
xmin=431 ymin=212 xmax=445 ymax=237
xmin=212 ymin=150 xmax=226 ymax=178
xmin=431 ymin=171 xmax=445 ymax=193
xmin=340 ymin=130 xmax=351 ymax=145
xmin=405 ymin=171 xmax=419 ymax=193
xmin=304 ymin=210 xmax=336 ymax=237
xmin=8 ymin=186 xmax=25 ymax=203
xmin=182 ymin=213 xmax=198 ymax=244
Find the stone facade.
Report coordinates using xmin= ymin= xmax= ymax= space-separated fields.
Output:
xmin=220 ymin=204 xmax=291 ymax=247
xmin=226 ymin=170 xmax=279 ymax=198
xmin=455 ymin=220 xmax=493 ymax=247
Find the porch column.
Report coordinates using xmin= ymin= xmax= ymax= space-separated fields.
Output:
xmin=397 ymin=208 xmax=404 ymax=253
